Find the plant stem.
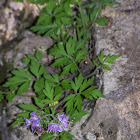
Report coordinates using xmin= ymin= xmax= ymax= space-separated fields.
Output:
xmin=83 ymin=65 xmax=101 ymax=79
xmin=34 ymin=0 xmax=41 ymax=12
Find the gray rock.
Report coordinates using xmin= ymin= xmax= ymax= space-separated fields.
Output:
xmin=70 ymin=0 xmax=140 ymax=140
xmin=0 ymin=0 xmax=140 ymax=140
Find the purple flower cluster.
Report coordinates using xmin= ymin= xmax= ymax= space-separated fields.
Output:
xmin=24 ymin=111 xmax=42 ymax=132
xmin=48 ymin=113 xmax=69 ymax=133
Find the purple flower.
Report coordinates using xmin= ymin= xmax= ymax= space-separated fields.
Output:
xmin=31 ymin=121 xmax=42 ymax=132
xmin=29 ymin=111 xmax=40 ymax=122
xmin=58 ymin=113 xmax=69 ymax=128
xmin=24 ymin=118 xmax=31 ymax=128
xmin=48 ymin=123 xmax=63 ymax=132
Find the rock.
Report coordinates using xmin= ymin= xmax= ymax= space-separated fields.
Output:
xmin=0 ymin=0 xmax=39 ymax=47
xmin=70 ymin=0 xmax=140 ymax=140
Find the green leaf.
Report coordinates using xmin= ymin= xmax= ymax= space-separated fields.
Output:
xmin=16 ymin=112 xmax=30 ymax=118
xmin=16 ymin=0 xmax=23 ymax=2
xmin=6 ymin=92 xmax=15 ymax=102
xmin=22 ymin=57 xmax=30 ymax=63
xmin=104 ymin=54 xmax=120 ymax=64
xmin=34 ymin=97 xmax=44 ymax=108
xmin=18 ymin=104 xmax=37 ymax=111
xmin=75 ymin=49 xmax=87 ymax=62
xmin=54 ymin=85 xmax=62 ymax=95
xmin=34 ymin=78 xmax=44 ymax=93
xmin=60 ymin=131 xmax=74 ymax=140
xmin=11 ymin=69 xmax=31 ymax=79
xmin=64 ymin=94 xmax=75 ymax=114
xmin=103 ymin=64 xmax=112 ymax=70
xmin=40 ymin=99 xmax=53 ymax=104
xmin=71 ymin=73 xmax=83 ymax=92
xmin=51 ymin=57 xmax=69 ymax=66
xmin=79 ymin=77 xmax=94 ymax=93
xmin=54 ymin=92 xmax=62 ymax=102
xmin=17 ymin=81 xmax=30 ymax=95
xmin=11 ymin=117 xmax=24 ymax=126
xmin=74 ymin=95 xmax=83 ymax=111
xmin=30 ymin=24 xmax=58 ymax=36
xmin=70 ymin=110 xmax=88 ymax=122
xmin=43 ymin=81 xmax=54 ymax=100
xmin=90 ymin=89 xmax=104 ymax=99
xmin=40 ymin=133 xmax=55 ymax=140
xmin=45 ymin=74 xmax=59 ymax=84
xmin=98 ymin=50 xmax=104 ymax=63
xmin=93 ymin=60 xmax=98 ymax=66
xmin=107 ymin=1 xmax=120 ymax=7
xmin=61 ymin=79 xmax=71 ymax=89
xmin=61 ymin=17 xmax=71 ymax=25
xmin=96 ymin=17 xmax=108 ymax=26
xmin=27 ymin=54 xmax=35 ymax=60
xmin=3 ymin=69 xmax=32 ymax=96
xmin=35 ymin=50 xmax=43 ymax=61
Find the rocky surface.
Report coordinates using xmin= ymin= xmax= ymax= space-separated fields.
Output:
xmin=70 ymin=0 xmax=140 ymax=140
xmin=0 ymin=0 xmax=39 ymax=47
xmin=0 ymin=0 xmax=140 ymax=140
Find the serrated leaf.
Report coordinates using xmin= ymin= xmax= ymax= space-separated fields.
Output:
xmin=70 ymin=110 xmax=88 ymax=122
xmin=43 ymin=82 xmax=54 ymax=100
xmin=93 ymin=60 xmax=98 ymax=66
xmin=61 ymin=79 xmax=71 ymax=89
xmin=54 ymin=92 xmax=62 ymax=101
xmin=16 ymin=112 xmax=30 ymax=118
xmin=34 ymin=78 xmax=44 ymax=93
xmin=45 ymin=74 xmax=59 ymax=84
xmin=103 ymin=64 xmax=112 ymax=70
xmin=11 ymin=69 xmax=31 ymax=79
xmin=35 ymin=50 xmax=43 ymax=61
xmin=54 ymin=85 xmax=62 ymax=95
xmin=90 ymin=89 xmax=104 ymax=99
xmin=40 ymin=99 xmax=53 ymax=104
xmin=40 ymin=133 xmax=55 ymax=140
xmin=75 ymin=49 xmax=87 ymax=62
xmin=27 ymin=54 xmax=35 ymax=60
xmin=11 ymin=117 xmax=24 ymax=126
xmin=34 ymin=97 xmax=44 ymax=108
xmin=63 ymin=94 xmax=75 ymax=102
xmin=98 ymin=50 xmax=104 ymax=63
xmin=17 ymin=81 xmax=30 ymax=95
xmin=18 ymin=104 xmax=37 ymax=111
xmin=79 ymin=77 xmax=94 ymax=93
xmin=61 ymin=17 xmax=71 ymax=25
xmin=51 ymin=57 xmax=69 ymax=66
xmin=96 ymin=17 xmax=108 ymax=26
xmin=22 ymin=57 xmax=30 ymax=63
xmin=60 ymin=131 xmax=74 ymax=140
xmin=74 ymin=95 xmax=83 ymax=111
xmin=71 ymin=73 xmax=83 ymax=92
xmin=6 ymin=92 xmax=15 ymax=102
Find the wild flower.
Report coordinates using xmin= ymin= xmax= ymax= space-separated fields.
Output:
xmin=29 ymin=111 xmax=40 ymax=122
xmin=24 ymin=118 xmax=31 ymax=128
xmin=58 ymin=112 xmax=69 ymax=128
xmin=48 ymin=123 xmax=63 ymax=132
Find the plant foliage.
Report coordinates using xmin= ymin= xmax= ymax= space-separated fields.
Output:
xmin=1 ymin=0 xmax=120 ymax=140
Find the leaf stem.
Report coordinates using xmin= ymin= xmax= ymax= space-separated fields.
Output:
xmin=83 ymin=65 xmax=101 ymax=79
xmin=34 ymin=0 xmax=41 ymax=12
